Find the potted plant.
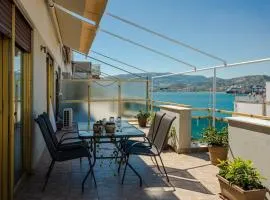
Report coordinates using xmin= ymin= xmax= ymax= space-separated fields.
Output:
xmin=136 ymin=110 xmax=150 ymax=127
xmin=217 ymin=158 xmax=266 ymax=200
xmin=201 ymin=126 xmax=228 ymax=165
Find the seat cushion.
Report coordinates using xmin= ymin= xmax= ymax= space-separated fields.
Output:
xmin=126 ymin=145 xmax=158 ymax=156
xmin=121 ymin=139 xmax=149 ymax=149
xmin=58 ymin=141 xmax=88 ymax=151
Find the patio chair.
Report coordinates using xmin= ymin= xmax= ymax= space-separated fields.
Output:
xmin=121 ymin=114 xmax=176 ymax=186
xmin=118 ymin=111 xmax=166 ymax=172
xmin=35 ymin=116 xmax=96 ymax=192
xmin=43 ymin=109 xmax=78 ymax=142
xmin=41 ymin=112 xmax=85 ymax=150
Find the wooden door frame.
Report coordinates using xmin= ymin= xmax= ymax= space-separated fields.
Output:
xmin=0 ymin=4 xmax=33 ymax=200
xmin=46 ymin=54 xmax=55 ymax=114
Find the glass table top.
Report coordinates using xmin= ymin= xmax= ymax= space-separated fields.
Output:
xmin=78 ymin=121 xmax=145 ymax=139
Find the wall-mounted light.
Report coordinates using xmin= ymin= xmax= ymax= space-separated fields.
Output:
xmin=40 ymin=45 xmax=47 ymax=53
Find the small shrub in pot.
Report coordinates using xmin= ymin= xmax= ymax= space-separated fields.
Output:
xmin=201 ymin=126 xmax=228 ymax=165
xmin=217 ymin=158 xmax=266 ymax=200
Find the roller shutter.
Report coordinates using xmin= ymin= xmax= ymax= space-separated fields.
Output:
xmin=15 ymin=8 xmax=32 ymax=52
xmin=0 ymin=0 xmax=12 ymax=37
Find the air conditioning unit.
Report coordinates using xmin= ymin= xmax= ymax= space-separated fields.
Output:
xmin=63 ymin=108 xmax=73 ymax=129
xmin=62 ymin=72 xmax=71 ymax=79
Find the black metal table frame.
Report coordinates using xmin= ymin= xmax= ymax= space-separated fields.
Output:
xmin=78 ymin=123 xmax=145 ymax=191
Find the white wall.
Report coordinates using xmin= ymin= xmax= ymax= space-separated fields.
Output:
xmin=15 ymin=0 xmax=72 ymax=168
xmin=266 ymin=82 xmax=270 ymax=102
xmin=160 ymin=105 xmax=191 ymax=153
xmin=31 ymin=29 xmax=47 ymax=168
xmin=266 ymin=104 xmax=270 ymax=116
xmin=234 ymin=102 xmax=264 ymax=115
xmin=227 ymin=117 xmax=270 ymax=192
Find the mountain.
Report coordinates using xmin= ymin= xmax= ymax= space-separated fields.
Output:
xmin=114 ymin=73 xmax=270 ymax=92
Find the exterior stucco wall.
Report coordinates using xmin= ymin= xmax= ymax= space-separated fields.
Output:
xmin=227 ymin=117 xmax=270 ymax=192
xmin=266 ymin=82 xmax=270 ymax=102
xmin=15 ymin=0 xmax=72 ymax=168
xmin=31 ymin=29 xmax=47 ymax=168
xmin=266 ymin=104 xmax=270 ymax=116
xmin=160 ymin=105 xmax=191 ymax=153
xmin=234 ymin=102 xmax=264 ymax=115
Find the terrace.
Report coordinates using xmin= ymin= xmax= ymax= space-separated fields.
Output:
xmin=15 ymin=133 xmax=220 ymax=200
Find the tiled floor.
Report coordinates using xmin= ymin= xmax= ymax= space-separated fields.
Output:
xmin=14 ymin=143 xmax=221 ymax=200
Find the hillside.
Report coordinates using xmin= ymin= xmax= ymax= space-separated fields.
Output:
xmin=115 ymin=73 xmax=270 ymax=92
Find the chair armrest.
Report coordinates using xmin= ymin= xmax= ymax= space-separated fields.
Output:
xmin=59 ymin=137 xmax=81 ymax=144
xmin=59 ymin=131 xmax=79 ymax=141
xmin=58 ymin=143 xmax=89 ymax=153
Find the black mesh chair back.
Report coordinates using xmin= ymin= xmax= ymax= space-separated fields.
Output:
xmin=41 ymin=112 xmax=59 ymax=147
xmin=35 ymin=115 xmax=96 ymax=192
xmin=148 ymin=111 xmax=166 ymax=142
xmin=35 ymin=116 xmax=58 ymax=160
xmin=41 ymin=112 xmax=58 ymax=147
xmin=153 ymin=114 xmax=176 ymax=154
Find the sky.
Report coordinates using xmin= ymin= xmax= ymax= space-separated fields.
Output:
xmin=74 ymin=0 xmax=270 ymax=79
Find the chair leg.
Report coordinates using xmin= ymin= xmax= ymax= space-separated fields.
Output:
xmin=158 ymin=155 xmax=170 ymax=182
xmin=82 ymin=156 xmax=96 ymax=192
xmin=121 ymin=154 xmax=129 ymax=184
xmin=88 ymin=156 xmax=97 ymax=186
xmin=127 ymin=162 xmax=142 ymax=187
xmin=42 ymin=160 xmax=55 ymax=191
xmin=153 ymin=156 xmax=162 ymax=173
xmin=118 ymin=148 xmax=126 ymax=174
xmin=122 ymin=155 xmax=142 ymax=187
xmin=118 ymin=155 xmax=123 ymax=174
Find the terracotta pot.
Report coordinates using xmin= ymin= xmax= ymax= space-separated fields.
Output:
xmin=105 ymin=122 xmax=116 ymax=133
xmin=138 ymin=118 xmax=147 ymax=127
xmin=217 ymin=175 xmax=266 ymax=200
xmin=208 ymin=146 xmax=228 ymax=165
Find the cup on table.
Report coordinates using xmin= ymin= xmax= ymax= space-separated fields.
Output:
xmin=116 ymin=116 xmax=121 ymax=132
xmin=109 ymin=117 xmax=114 ymax=123
xmin=102 ymin=118 xmax=107 ymax=125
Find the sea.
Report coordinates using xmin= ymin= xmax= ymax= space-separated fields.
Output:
xmin=153 ymin=91 xmax=235 ymax=139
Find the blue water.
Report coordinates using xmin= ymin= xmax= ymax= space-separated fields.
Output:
xmin=153 ymin=92 xmax=234 ymax=111
xmin=153 ymin=92 xmax=235 ymax=139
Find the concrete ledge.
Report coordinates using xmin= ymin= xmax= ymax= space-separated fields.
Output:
xmin=227 ymin=116 xmax=270 ymax=193
xmin=227 ymin=117 xmax=270 ymax=135
xmin=160 ymin=105 xmax=191 ymax=113
xmin=160 ymin=105 xmax=192 ymax=153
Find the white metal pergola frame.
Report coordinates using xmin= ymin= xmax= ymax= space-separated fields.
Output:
xmin=151 ymin=57 xmax=270 ymax=127
xmin=51 ymin=1 xmax=270 ymax=127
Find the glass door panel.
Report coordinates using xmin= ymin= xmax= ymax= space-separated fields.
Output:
xmin=14 ymin=47 xmax=23 ymax=184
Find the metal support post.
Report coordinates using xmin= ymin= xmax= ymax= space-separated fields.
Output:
xmin=212 ymin=68 xmax=216 ymax=127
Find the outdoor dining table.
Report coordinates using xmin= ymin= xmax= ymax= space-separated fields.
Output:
xmin=78 ymin=120 xmax=146 ymax=188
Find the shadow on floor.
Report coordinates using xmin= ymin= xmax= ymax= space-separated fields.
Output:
xmin=14 ymin=146 xmax=216 ymax=200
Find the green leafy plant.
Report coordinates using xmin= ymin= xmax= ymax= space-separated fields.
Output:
xmin=169 ymin=126 xmax=176 ymax=138
xmin=218 ymin=158 xmax=265 ymax=190
xmin=147 ymin=112 xmax=155 ymax=124
xmin=136 ymin=110 xmax=150 ymax=119
xmin=201 ymin=126 xmax=228 ymax=147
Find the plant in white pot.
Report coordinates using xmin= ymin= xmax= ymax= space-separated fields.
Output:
xmin=217 ymin=158 xmax=266 ymax=200
xmin=201 ymin=126 xmax=228 ymax=165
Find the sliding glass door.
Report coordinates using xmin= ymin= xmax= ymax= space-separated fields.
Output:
xmin=14 ymin=47 xmax=24 ymax=184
